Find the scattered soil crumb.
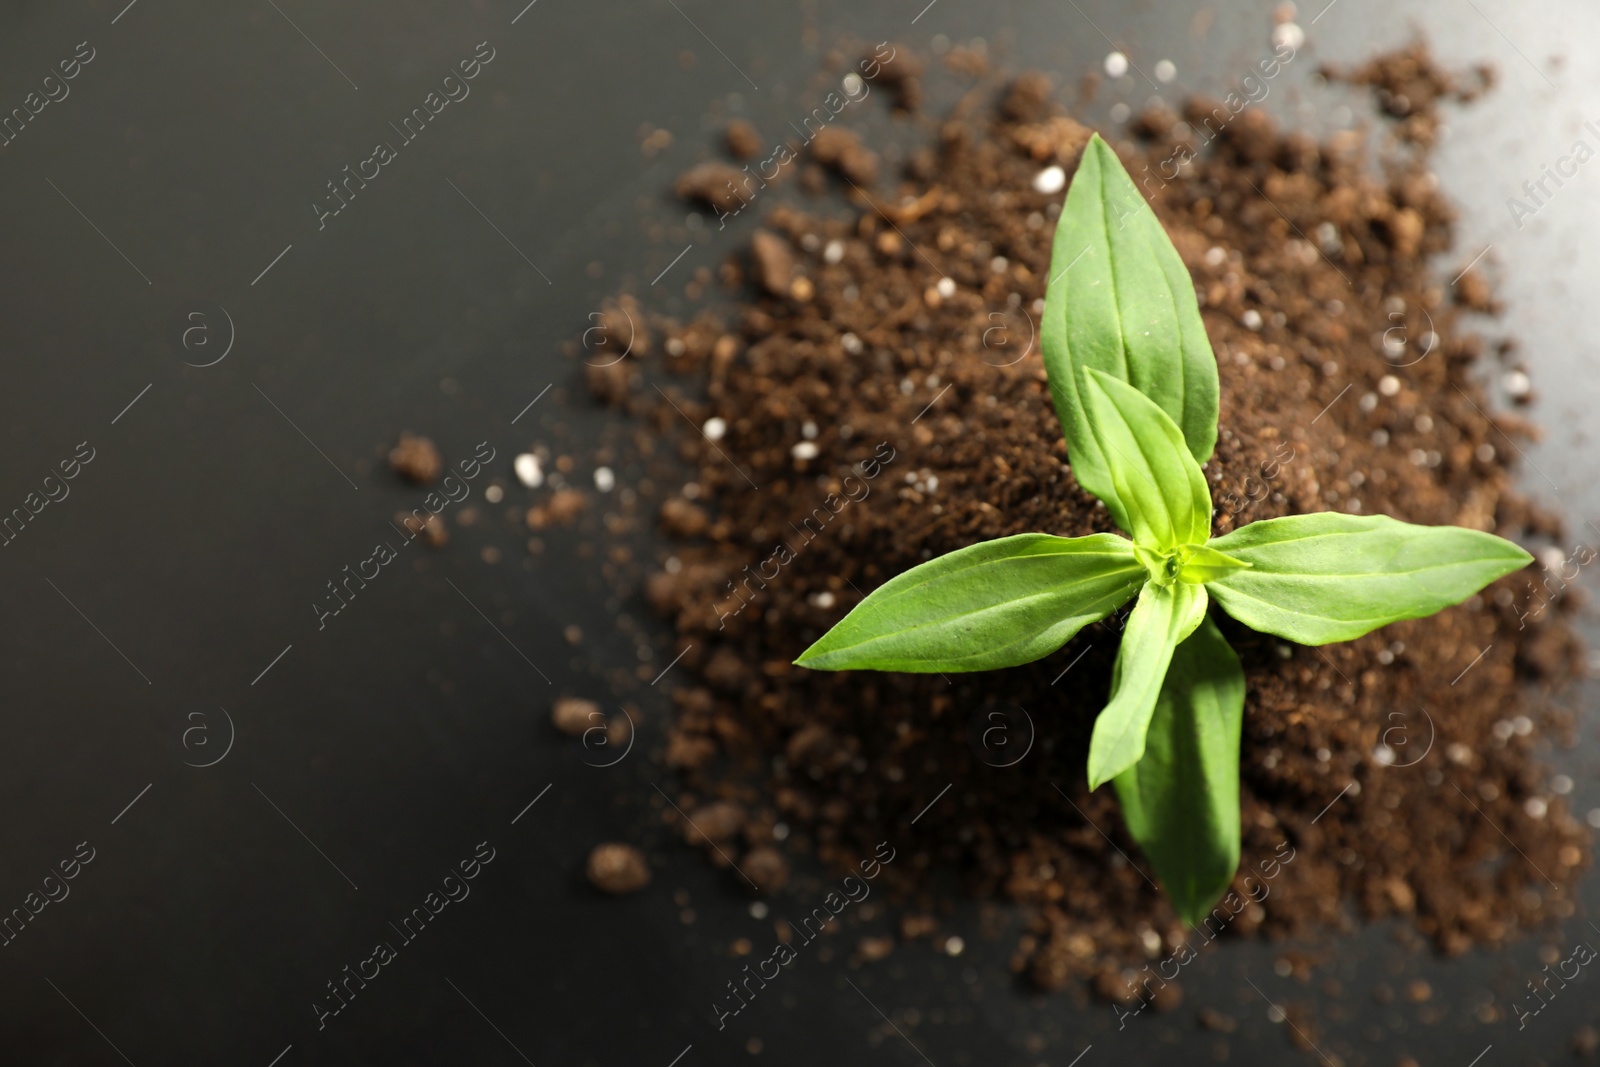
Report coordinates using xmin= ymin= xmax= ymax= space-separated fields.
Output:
xmin=396 ymin=510 xmax=448 ymax=548
xmin=809 ymin=126 xmax=879 ymax=186
xmin=1573 ymin=1025 xmax=1600 ymax=1056
xmin=552 ymin=696 xmax=600 ymax=737
xmin=871 ymin=44 xmax=924 ymax=111
xmin=749 ymin=230 xmax=799 ymax=298
xmin=726 ymin=119 xmax=763 ymax=160
xmin=682 ymin=800 xmax=745 ymax=845
xmin=856 ymin=935 xmax=895 ymax=962
xmin=585 ymin=358 xmax=636 ymax=406
xmin=675 ymin=161 xmax=748 ymax=214
xmin=1001 ymin=72 xmax=1055 ymax=122
xmin=741 ymin=847 xmax=790 ymax=893
xmin=525 ymin=489 xmax=588 ymax=530
xmin=586 ymin=843 xmax=652 ymax=894
xmin=1454 ymin=268 xmax=1498 ymax=313
xmin=1321 ymin=40 xmax=1494 ymax=147
xmin=388 ymin=433 xmax=442 ymax=485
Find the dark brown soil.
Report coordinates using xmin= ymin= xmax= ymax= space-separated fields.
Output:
xmin=1319 ymin=41 xmax=1495 ymax=147
xmin=573 ymin=45 xmax=1589 ymax=1000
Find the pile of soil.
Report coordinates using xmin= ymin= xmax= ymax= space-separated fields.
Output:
xmin=577 ymin=43 xmax=1589 ymax=997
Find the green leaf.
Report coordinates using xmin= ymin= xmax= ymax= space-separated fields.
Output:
xmin=1206 ymin=513 xmax=1533 ymax=645
xmin=1087 ymin=580 xmax=1208 ymax=788
xmin=1082 ymin=369 xmax=1211 ymax=550
xmin=1041 ymin=132 xmax=1219 ymax=519
xmin=1176 ymin=544 xmax=1250 ymax=584
xmin=795 ymin=533 xmax=1145 ymax=673
xmin=1114 ymin=615 xmax=1245 ymax=926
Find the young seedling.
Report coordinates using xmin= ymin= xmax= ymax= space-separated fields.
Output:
xmin=795 ymin=133 xmax=1532 ymax=923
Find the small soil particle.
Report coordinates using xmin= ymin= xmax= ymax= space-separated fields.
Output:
xmin=1092 ymin=969 xmax=1141 ymax=1006
xmin=683 ymin=800 xmax=746 ymax=845
xmin=674 ymin=161 xmax=748 ymax=214
xmin=1572 ymin=1025 xmax=1599 ymax=1056
xmin=725 ymin=119 xmax=763 ymax=160
xmin=589 ymin=296 xmax=649 ymax=358
xmin=1454 ymin=268 xmax=1497 ymax=313
xmin=808 ymin=126 xmax=879 ymax=186
xmin=749 ymin=230 xmax=798 ymax=298
xmin=1148 ymin=981 xmax=1183 ymax=1013
xmin=396 ymin=510 xmax=448 ymax=548
xmin=552 ymin=696 xmax=601 ymax=737
xmin=388 ymin=433 xmax=442 ymax=485
xmin=741 ymin=847 xmax=790 ymax=893
xmin=585 ymin=358 xmax=635 ymax=406
xmin=606 ymin=712 xmax=632 ymax=748
xmin=525 ymin=489 xmax=587 ymax=530
xmin=870 ymin=44 xmax=923 ymax=112
xmin=856 ymin=935 xmax=895 ymax=962
xmin=659 ymin=497 xmax=710 ymax=538
xmin=586 ymin=843 xmax=652 ymax=894
xmin=1001 ymin=72 xmax=1055 ymax=122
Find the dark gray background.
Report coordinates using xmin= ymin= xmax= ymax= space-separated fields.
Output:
xmin=0 ymin=0 xmax=1596 ymax=1064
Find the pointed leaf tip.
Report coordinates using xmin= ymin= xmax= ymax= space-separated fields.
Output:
xmin=796 ymin=532 xmax=1145 ymax=673
xmin=1207 ymin=513 xmax=1534 ymax=644
xmin=1081 ymin=369 xmax=1212 ymax=551
xmin=1040 ymin=134 xmax=1220 ymax=522
xmin=1114 ymin=615 xmax=1245 ymax=926
xmin=1085 ymin=580 xmax=1208 ymax=788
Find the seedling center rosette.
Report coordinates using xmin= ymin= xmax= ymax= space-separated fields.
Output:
xmin=794 ymin=133 xmax=1532 ymax=924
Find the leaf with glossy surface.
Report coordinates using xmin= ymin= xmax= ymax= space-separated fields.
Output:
xmin=1041 ymin=133 xmax=1219 ymax=517
xmin=1114 ymin=615 xmax=1245 ymax=925
xmin=1086 ymin=580 xmax=1209 ymax=788
xmin=1206 ymin=513 xmax=1533 ymax=645
xmin=795 ymin=533 xmax=1145 ymax=673
xmin=1083 ymin=369 xmax=1212 ymax=550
